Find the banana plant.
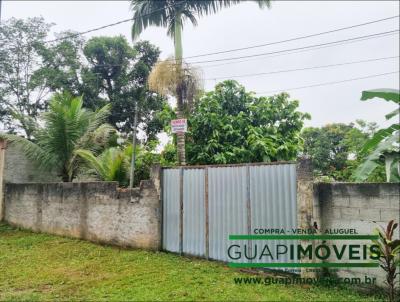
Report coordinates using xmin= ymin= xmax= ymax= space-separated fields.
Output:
xmin=354 ymin=89 xmax=400 ymax=182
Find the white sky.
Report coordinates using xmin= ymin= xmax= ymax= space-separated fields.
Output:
xmin=2 ymin=0 xmax=400 ymax=128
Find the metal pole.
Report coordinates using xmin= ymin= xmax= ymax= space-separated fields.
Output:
xmin=0 ymin=0 xmax=2 ymax=23
xmin=129 ymin=100 xmax=138 ymax=189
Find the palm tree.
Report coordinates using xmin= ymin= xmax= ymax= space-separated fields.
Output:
xmin=1 ymin=93 xmax=114 ymax=182
xmin=76 ymin=147 xmax=130 ymax=187
xmin=147 ymin=57 xmax=202 ymax=116
xmin=130 ymin=0 xmax=271 ymax=164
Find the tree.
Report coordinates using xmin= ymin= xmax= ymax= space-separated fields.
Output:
xmin=36 ymin=31 xmax=106 ymax=111
xmin=130 ymin=0 xmax=271 ymax=164
xmin=43 ymin=35 xmax=167 ymax=141
xmin=354 ymin=89 xmax=400 ymax=182
xmin=301 ymin=121 xmax=386 ymax=181
xmin=0 ymin=17 xmax=53 ymax=139
xmin=1 ymin=93 xmax=114 ymax=182
xmin=147 ymin=57 xmax=203 ymax=155
xmin=186 ymin=80 xmax=310 ymax=164
xmin=83 ymin=37 xmax=167 ymax=140
xmin=302 ymin=123 xmax=361 ymax=180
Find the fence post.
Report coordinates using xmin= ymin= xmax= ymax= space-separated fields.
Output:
xmin=179 ymin=167 xmax=184 ymax=255
xmin=204 ymin=167 xmax=209 ymax=259
xmin=246 ymin=165 xmax=252 ymax=263
xmin=296 ymin=157 xmax=316 ymax=278
xmin=0 ymin=139 xmax=6 ymax=222
xmin=159 ymin=167 xmax=164 ymax=251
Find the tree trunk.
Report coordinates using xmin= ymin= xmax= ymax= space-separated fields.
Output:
xmin=176 ymin=107 xmax=186 ymax=165
xmin=174 ymin=13 xmax=183 ymax=64
xmin=174 ymin=14 xmax=186 ymax=165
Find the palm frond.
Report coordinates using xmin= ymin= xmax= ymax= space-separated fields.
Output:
xmin=192 ymin=0 xmax=270 ymax=17
xmin=130 ymin=0 xmax=270 ymax=40
xmin=75 ymin=149 xmax=107 ymax=180
xmin=76 ymin=147 xmax=129 ymax=185
xmin=130 ymin=0 xmax=170 ymax=40
xmin=0 ymin=133 xmax=59 ymax=172
xmin=89 ymin=124 xmax=116 ymax=151
xmin=148 ymin=57 xmax=203 ymax=110
xmin=101 ymin=148 xmax=128 ymax=183
xmin=83 ymin=103 xmax=111 ymax=135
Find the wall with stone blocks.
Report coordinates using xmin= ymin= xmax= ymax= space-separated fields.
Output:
xmin=4 ymin=180 xmax=161 ymax=250
xmin=314 ymin=182 xmax=400 ymax=287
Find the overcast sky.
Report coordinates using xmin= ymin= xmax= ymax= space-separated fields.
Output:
xmin=3 ymin=0 xmax=400 ymax=128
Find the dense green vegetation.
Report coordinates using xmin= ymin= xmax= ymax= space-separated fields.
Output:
xmin=301 ymin=89 xmax=400 ymax=182
xmin=187 ymin=81 xmax=310 ymax=164
xmin=0 ymin=16 xmax=398 ymax=184
xmin=0 ymin=18 xmax=167 ymax=142
xmin=301 ymin=120 xmax=386 ymax=182
xmin=0 ymin=224 xmax=385 ymax=301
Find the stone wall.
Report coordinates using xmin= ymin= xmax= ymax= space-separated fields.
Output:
xmin=314 ymin=182 xmax=400 ymax=287
xmin=4 ymin=180 xmax=161 ymax=250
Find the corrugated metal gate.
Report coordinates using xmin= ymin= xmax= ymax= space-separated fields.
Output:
xmin=162 ymin=162 xmax=298 ymax=265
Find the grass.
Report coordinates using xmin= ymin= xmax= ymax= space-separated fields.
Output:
xmin=0 ymin=223 xmax=385 ymax=301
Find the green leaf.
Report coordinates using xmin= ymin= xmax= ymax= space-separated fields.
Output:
xmin=75 ymin=149 xmax=106 ymax=179
xmin=385 ymin=108 xmax=400 ymax=120
xmin=360 ymin=124 xmax=400 ymax=155
xmin=353 ymin=160 xmax=380 ymax=182
xmin=388 ymin=239 xmax=400 ymax=250
xmin=354 ymin=131 xmax=400 ymax=181
xmin=361 ymin=89 xmax=400 ymax=104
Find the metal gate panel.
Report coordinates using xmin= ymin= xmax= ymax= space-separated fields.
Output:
xmin=162 ymin=162 xmax=298 ymax=268
xmin=183 ymin=169 xmax=206 ymax=256
xmin=249 ymin=164 xmax=298 ymax=265
xmin=162 ymin=169 xmax=180 ymax=252
xmin=208 ymin=166 xmax=248 ymax=262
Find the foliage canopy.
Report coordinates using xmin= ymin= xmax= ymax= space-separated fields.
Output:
xmin=301 ymin=121 xmax=386 ymax=181
xmin=186 ymin=80 xmax=310 ymax=164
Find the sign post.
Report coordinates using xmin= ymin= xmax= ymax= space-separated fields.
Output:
xmin=171 ymin=119 xmax=187 ymax=133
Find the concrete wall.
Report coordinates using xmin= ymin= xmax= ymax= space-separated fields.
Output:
xmin=314 ymin=182 xmax=400 ymax=286
xmin=4 ymin=180 xmax=161 ymax=250
xmin=1 ymin=146 xmax=399 ymax=288
xmin=3 ymin=142 xmax=60 ymax=183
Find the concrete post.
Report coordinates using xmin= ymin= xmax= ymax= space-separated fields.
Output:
xmin=0 ymin=139 xmax=6 ymax=221
xmin=296 ymin=157 xmax=316 ymax=278
xmin=150 ymin=164 xmax=161 ymax=198
xmin=150 ymin=164 xmax=162 ymax=251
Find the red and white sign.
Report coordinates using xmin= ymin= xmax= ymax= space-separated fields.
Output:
xmin=171 ymin=119 xmax=187 ymax=133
